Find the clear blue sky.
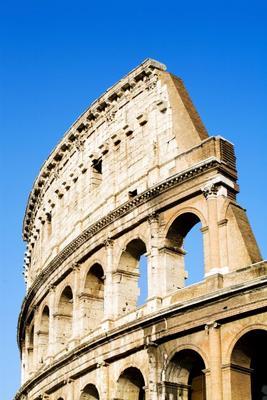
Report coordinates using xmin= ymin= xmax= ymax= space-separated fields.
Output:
xmin=1 ymin=1 xmax=266 ymax=399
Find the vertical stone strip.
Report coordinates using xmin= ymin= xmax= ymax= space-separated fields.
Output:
xmin=97 ymin=361 xmax=109 ymax=398
xmin=146 ymin=340 xmax=159 ymax=400
xmin=72 ymin=262 xmax=81 ymax=340
xmin=205 ymin=321 xmax=223 ymax=400
xmin=203 ymin=184 xmax=221 ymax=274
xmin=47 ymin=284 xmax=55 ymax=360
xmin=103 ymin=239 xmax=114 ymax=324
xmin=147 ymin=213 xmax=162 ymax=310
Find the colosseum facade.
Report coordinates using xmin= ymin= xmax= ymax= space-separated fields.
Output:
xmin=16 ymin=59 xmax=267 ymax=400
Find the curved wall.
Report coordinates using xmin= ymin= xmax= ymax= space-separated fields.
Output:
xmin=17 ymin=59 xmax=267 ymax=400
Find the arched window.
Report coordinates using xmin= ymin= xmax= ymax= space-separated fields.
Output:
xmin=138 ymin=254 xmax=148 ymax=306
xmin=117 ymin=238 xmax=148 ymax=314
xmin=165 ymin=212 xmax=204 ymax=290
xmin=80 ymin=383 xmax=100 ymax=400
xmin=38 ymin=305 xmax=49 ymax=363
xmin=81 ymin=263 xmax=104 ymax=332
xmin=165 ymin=349 xmax=206 ymax=400
xmin=56 ymin=286 xmax=73 ymax=348
xmin=116 ymin=367 xmax=146 ymax=400
xmin=231 ymin=329 xmax=267 ymax=399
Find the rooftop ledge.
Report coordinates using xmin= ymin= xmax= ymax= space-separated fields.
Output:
xmin=22 ymin=58 xmax=166 ymax=240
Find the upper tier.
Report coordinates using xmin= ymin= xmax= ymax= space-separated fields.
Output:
xmin=22 ymin=59 xmax=236 ymax=286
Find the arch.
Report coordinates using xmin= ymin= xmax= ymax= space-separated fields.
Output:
xmin=116 ymin=367 xmax=146 ymax=400
xmin=56 ymin=285 xmax=73 ymax=348
xmin=164 ymin=348 xmax=206 ymax=400
xmin=116 ymin=238 xmax=148 ymax=314
xmin=162 ymin=343 xmax=209 ymax=379
xmin=230 ymin=329 xmax=267 ymax=400
xmin=164 ymin=207 xmax=207 ymax=236
xmin=38 ymin=305 xmax=49 ymax=363
xmin=81 ymin=263 xmax=104 ymax=332
xmin=81 ymin=257 xmax=104 ymax=285
xmin=80 ymin=383 xmax=100 ymax=400
xmin=164 ymin=211 xmax=204 ymax=289
xmin=226 ymin=324 xmax=267 ymax=363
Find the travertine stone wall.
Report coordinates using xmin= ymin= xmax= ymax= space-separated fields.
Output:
xmin=17 ymin=59 xmax=266 ymax=400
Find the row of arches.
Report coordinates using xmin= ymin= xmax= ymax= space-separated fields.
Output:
xmin=27 ymin=263 xmax=105 ymax=363
xmin=26 ymin=212 xmax=206 ymax=367
xmin=52 ymin=329 xmax=267 ymax=400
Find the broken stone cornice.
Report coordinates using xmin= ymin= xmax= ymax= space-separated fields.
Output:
xmin=23 ymin=59 xmax=166 ymax=241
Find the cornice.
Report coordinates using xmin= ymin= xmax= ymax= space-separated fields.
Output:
xmin=23 ymin=58 xmax=166 ymax=241
xmin=15 ymin=277 xmax=267 ymax=399
xmin=17 ymin=157 xmax=234 ymax=347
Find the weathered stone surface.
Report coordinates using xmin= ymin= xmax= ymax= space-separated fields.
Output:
xmin=17 ymin=59 xmax=267 ymax=400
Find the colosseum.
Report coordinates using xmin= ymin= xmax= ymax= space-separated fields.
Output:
xmin=16 ymin=59 xmax=267 ymax=400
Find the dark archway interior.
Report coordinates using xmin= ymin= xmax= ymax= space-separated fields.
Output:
xmin=117 ymin=367 xmax=146 ymax=400
xmin=57 ymin=286 xmax=73 ymax=344
xmin=125 ymin=239 xmax=147 ymax=260
xmin=166 ymin=349 xmax=206 ymax=400
xmin=80 ymin=383 xmax=100 ymax=400
xmin=231 ymin=329 xmax=267 ymax=400
xmin=84 ymin=263 xmax=104 ymax=296
xmin=119 ymin=238 xmax=148 ymax=308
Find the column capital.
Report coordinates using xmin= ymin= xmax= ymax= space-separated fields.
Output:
xmin=147 ymin=212 xmax=159 ymax=224
xmin=104 ymin=237 xmax=114 ymax=248
xmin=48 ymin=283 xmax=56 ymax=292
xmin=64 ymin=377 xmax=75 ymax=385
xmin=205 ymin=320 xmax=221 ymax=332
xmin=71 ymin=261 xmax=81 ymax=272
xmin=202 ymin=183 xmax=219 ymax=199
xmin=97 ymin=360 xmax=109 ymax=368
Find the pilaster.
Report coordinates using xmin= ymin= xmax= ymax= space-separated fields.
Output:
xmin=102 ymin=239 xmax=114 ymax=328
xmin=205 ymin=321 xmax=223 ymax=400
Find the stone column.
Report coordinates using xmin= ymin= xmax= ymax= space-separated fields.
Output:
xmin=33 ymin=306 xmax=40 ymax=369
xmin=205 ymin=321 xmax=223 ymax=400
xmin=24 ymin=325 xmax=32 ymax=380
xmin=21 ymin=341 xmax=26 ymax=384
xmin=146 ymin=340 xmax=159 ymax=400
xmin=72 ymin=262 xmax=81 ymax=342
xmin=66 ymin=378 xmax=75 ymax=400
xmin=147 ymin=213 xmax=162 ymax=311
xmin=103 ymin=239 xmax=114 ymax=328
xmin=97 ymin=361 xmax=109 ymax=398
xmin=203 ymin=184 xmax=221 ymax=275
xmin=218 ymin=218 xmax=229 ymax=271
xmin=47 ymin=284 xmax=56 ymax=360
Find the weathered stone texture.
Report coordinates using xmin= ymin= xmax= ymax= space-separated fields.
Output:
xmin=17 ymin=59 xmax=266 ymax=400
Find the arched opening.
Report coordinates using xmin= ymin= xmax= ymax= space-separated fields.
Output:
xmin=165 ymin=212 xmax=204 ymax=291
xmin=80 ymin=383 xmax=100 ymax=400
xmin=230 ymin=329 xmax=267 ymax=399
xmin=164 ymin=349 xmax=206 ymax=400
xmin=138 ymin=254 xmax=148 ymax=306
xmin=38 ymin=305 xmax=49 ymax=363
xmin=116 ymin=238 xmax=148 ymax=314
xmin=81 ymin=263 xmax=104 ymax=332
xmin=116 ymin=367 xmax=146 ymax=400
xmin=56 ymin=286 xmax=73 ymax=348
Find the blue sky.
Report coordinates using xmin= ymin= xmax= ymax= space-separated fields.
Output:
xmin=1 ymin=1 xmax=266 ymax=398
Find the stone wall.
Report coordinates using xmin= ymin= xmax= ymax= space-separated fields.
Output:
xmin=17 ymin=59 xmax=267 ymax=400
